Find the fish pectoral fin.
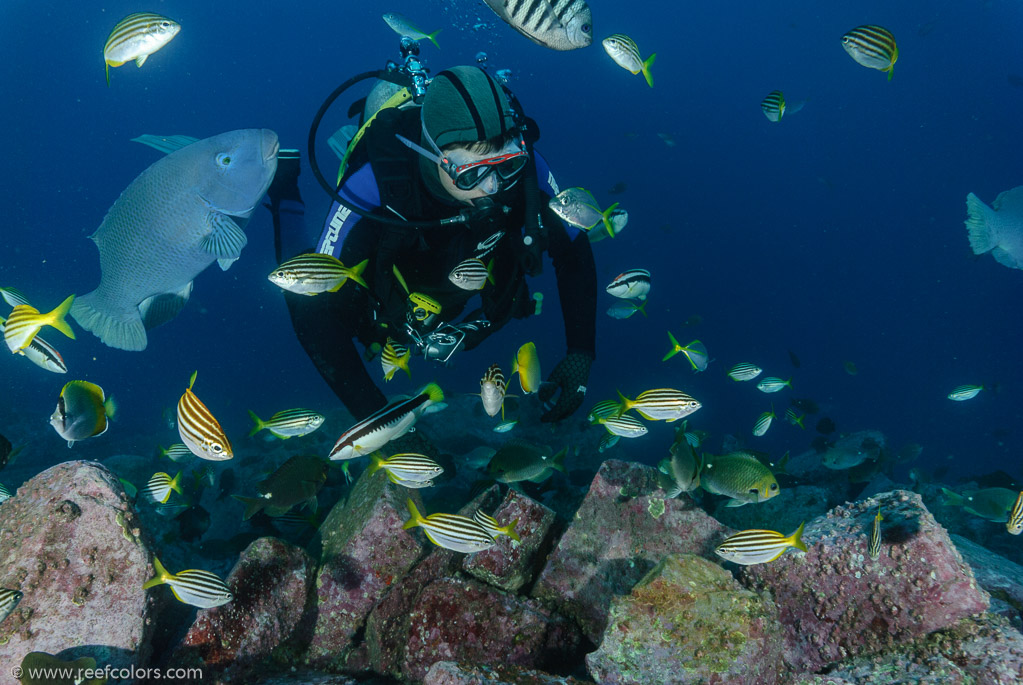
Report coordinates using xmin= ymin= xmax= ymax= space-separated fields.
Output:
xmin=201 ymin=214 xmax=248 ymax=267
xmin=724 ymin=499 xmax=749 ymax=508
xmin=135 ymin=54 xmax=149 ymax=67
xmin=139 ymin=281 xmax=193 ymax=330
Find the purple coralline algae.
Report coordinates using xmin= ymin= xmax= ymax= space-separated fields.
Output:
xmin=531 ymin=459 xmax=731 ymax=643
xmin=742 ymin=489 xmax=989 ymax=672
xmin=586 ymin=553 xmax=785 ymax=685
xmin=172 ymin=536 xmax=317 ymax=681
xmin=0 ymin=461 xmax=155 ymax=674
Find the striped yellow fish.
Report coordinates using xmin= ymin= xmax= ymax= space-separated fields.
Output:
xmin=602 ymin=34 xmax=656 ymax=88
xmin=753 ymin=408 xmax=775 ymax=437
xmin=103 ymin=13 xmax=181 ymax=87
xmin=403 ymin=499 xmax=496 ymax=553
xmin=177 ymin=371 xmax=233 ymax=461
xmin=868 ymin=506 xmax=883 ymax=559
xmin=480 ymin=363 xmax=509 ymax=418
xmin=3 ymin=294 xmax=75 ymax=353
xmin=761 ymin=90 xmax=786 ymax=122
xmin=143 ymin=556 xmax=233 ymax=608
xmin=247 ymin=408 xmax=324 ymax=439
xmin=616 ymin=388 xmax=702 ymax=422
xmin=141 ymin=471 xmax=183 ymax=504
xmin=368 ymin=452 xmax=444 ymax=483
xmin=0 ymin=315 xmax=67 ymax=373
xmin=715 ymin=522 xmax=806 ymax=565
xmin=268 ymin=254 xmax=368 ymax=296
xmin=381 ymin=338 xmax=412 ymax=381
xmin=597 ymin=413 xmax=648 ymax=438
xmin=1008 ymin=492 xmax=1023 ymax=535
xmin=841 ymin=25 xmax=898 ymax=81
xmin=473 ymin=510 xmax=521 ymax=542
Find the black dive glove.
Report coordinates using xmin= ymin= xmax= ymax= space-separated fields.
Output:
xmin=267 ymin=149 xmax=302 ymax=205
xmin=538 ymin=353 xmax=592 ymax=423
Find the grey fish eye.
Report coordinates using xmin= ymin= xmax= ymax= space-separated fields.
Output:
xmin=582 ymin=24 xmax=591 ymax=33
xmin=770 ymin=483 xmax=779 ymax=491
xmin=211 ymin=443 xmax=223 ymax=453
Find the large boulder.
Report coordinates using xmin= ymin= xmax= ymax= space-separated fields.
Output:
xmin=951 ymin=533 xmax=1023 ymax=612
xmin=304 ymin=468 xmax=427 ymax=671
xmin=531 ymin=459 xmax=730 ymax=643
xmin=742 ymin=490 xmax=989 ymax=672
xmin=586 ymin=554 xmax=785 ymax=685
xmin=172 ymin=537 xmax=317 ymax=681
xmin=462 ymin=488 xmax=556 ymax=592
xmin=0 ymin=461 xmax=155 ymax=673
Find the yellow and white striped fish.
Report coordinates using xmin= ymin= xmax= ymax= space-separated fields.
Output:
xmin=602 ymin=34 xmax=656 ymax=88
xmin=480 ymin=364 xmax=509 ymax=418
xmin=3 ymin=295 xmax=76 ymax=353
xmin=473 ymin=510 xmax=521 ymax=542
xmin=368 ymin=452 xmax=444 ymax=483
xmin=597 ymin=413 xmax=648 ymax=438
xmin=381 ymin=338 xmax=412 ymax=382
xmin=0 ymin=588 xmax=23 ymax=625
xmin=753 ymin=408 xmax=775 ymax=437
xmin=0 ymin=315 xmax=67 ymax=373
xmin=761 ymin=90 xmax=786 ymax=122
xmin=727 ymin=362 xmax=762 ymax=382
xmin=841 ymin=25 xmax=898 ymax=81
xmin=103 ymin=13 xmax=181 ymax=87
xmin=177 ymin=371 xmax=233 ymax=461
xmin=247 ymin=408 xmax=324 ymax=439
xmin=268 ymin=254 xmax=368 ymax=296
xmin=588 ymin=399 xmax=621 ymax=424
xmin=1008 ymin=492 xmax=1023 ymax=535
xmin=141 ymin=471 xmax=182 ymax=504
xmin=403 ymin=499 xmax=496 ymax=553
xmin=715 ymin=522 xmax=806 ymax=565
xmin=143 ymin=556 xmax=233 ymax=608
xmin=868 ymin=506 xmax=884 ymax=559
xmin=448 ymin=258 xmax=494 ymax=291
xmin=616 ymin=388 xmax=702 ymax=422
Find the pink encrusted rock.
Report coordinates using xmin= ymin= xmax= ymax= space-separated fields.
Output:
xmin=462 ymin=488 xmax=556 ymax=592
xmin=171 ymin=537 xmax=316 ymax=681
xmin=531 ymin=459 xmax=731 ymax=643
xmin=304 ymin=467 xmax=427 ymax=671
xmin=424 ymin=660 xmax=590 ymax=684
xmin=402 ymin=577 xmax=580 ymax=683
xmin=0 ymin=461 xmax=155 ymax=675
xmin=586 ymin=554 xmax=785 ymax=685
xmin=742 ymin=490 xmax=989 ymax=672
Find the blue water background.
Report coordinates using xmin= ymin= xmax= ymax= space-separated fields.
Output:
xmin=1 ymin=0 xmax=1020 ymax=485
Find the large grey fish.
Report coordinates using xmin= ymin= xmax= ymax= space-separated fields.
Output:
xmin=965 ymin=186 xmax=1023 ymax=270
xmin=72 ymin=130 xmax=278 ymax=350
xmin=481 ymin=0 xmax=592 ymax=51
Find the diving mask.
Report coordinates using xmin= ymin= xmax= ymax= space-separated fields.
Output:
xmin=396 ymin=123 xmax=529 ymax=191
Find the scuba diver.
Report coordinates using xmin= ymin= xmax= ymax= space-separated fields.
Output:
xmin=265 ymin=59 xmax=597 ymax=438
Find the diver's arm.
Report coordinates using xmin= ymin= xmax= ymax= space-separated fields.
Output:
xmin=545 ymin=203 xmax=597 ymax=360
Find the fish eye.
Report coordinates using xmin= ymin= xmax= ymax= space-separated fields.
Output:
xmin=211 ymin=443 xmax=223 ymax=454
xmin=581 ymin=24 xmax=591 ymax=34
xmin=161 ymin=21 xmax=171 ymax=28
xmin=217 ymin=154 xmax=233 ymax=167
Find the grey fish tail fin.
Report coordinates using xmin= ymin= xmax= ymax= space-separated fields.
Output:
xmin=70 ymin=292 xmax=147 ymax=351
xmin=965 ymin=193 xmax=997 ymax=255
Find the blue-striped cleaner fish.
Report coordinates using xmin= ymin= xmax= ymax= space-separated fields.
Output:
xmin=947 ymin=384 xmax=983 ymax=401
xmin=71 ymin=130 xmax=278 ymax=351
xmin=403 ymin=499 xmax=496 ymax=554
xmin=480 ymin=0 xmax=592 ymax=51
xmin=178 ymin=371 xmax=233 ymax=461
xmin=103 ymin=13 xmax=181 ymax=87
xmin=381 ymin=338 xmax=412 ymax=382
xmin=605 ymin=269 xmax=651 ymax=300
xmin=479 ymin=364 xmax=510 ymax=418
xmin=448 ymin=258 xmax=494 ymax=291
xmin=49 ymin=380 xmax=116 ymax=447
xmin=247 ymin=408 xmax=324 ymax=439
xmin=549 ymin=188 xmax=619 ymax=239
xmin=0 ymin=588 xmax=23 ymax=624
xmin=382 ymin=12 xmax=441 ymax=49
xmin=473 ymin=510 xmax=521 ymax=542
xmin=752 ymin=408 xmax=775 ymax=437
xmin=0 ymin=314 xmax=67 ymax=373
xmin=868 ymin=506 xmax=883 ymax=559
xmin=141 ymin=471 xmax=183 ymax=504
xmin=662 ymin=334 xmax=709 ymax=372
xmin=368 ymin=452 xmax=444 ymax=484
xmin=268 ymin=254 xmax=368 ymax=296
xmin=757 ymin=377 xmax=792 ymax=393
xmin=616 ymin=388 xmax=701 ymax=422
xmin=329 ymin=383 xmax=445 ymax=460
xmin=602 ymin=34 xmax=655 ymax=88
xmin=964 ymin=187 xmax=1023 ymax=271
xmin=232 ymin=455 xmax=329 ymax=520
xmin=143 ymin=556 xmax=233 ymax=608
xmin=715 ymin=522 xmax=806 ymax=565
xmin=727 ymin=362 xmax=762 ymax=382
xmin=512 ymin=342 xmax=541 ymax=394
xmin=1007 ymin=492 xmax=1023 ymax=535
xmin=841 ymin=25 xmax=898 ymax=81
xmin=3 ymin=295 xmax=75 ymax=354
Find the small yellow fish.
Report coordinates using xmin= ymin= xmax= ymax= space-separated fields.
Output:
xmin=602 ymin=34 xmax=656 ymax=88
xmin=103 ymin=13 xmax=181 ymax=87
xmin=512 ymin=342 xmax=541 ymax=394
xmin=381 ymin=338 xmax=412 ymax=381
xmin=715 ymin=522 xmax=806 ymax=565
xmin=3 ymin=294 xmax=76 ymax=353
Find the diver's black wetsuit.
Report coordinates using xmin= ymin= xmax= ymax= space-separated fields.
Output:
xmin=277 ymin=109 xmax=597 ymax=421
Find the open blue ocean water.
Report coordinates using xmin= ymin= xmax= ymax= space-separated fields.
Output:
xmin=1 ymin=0 xmax=1021 ymax=487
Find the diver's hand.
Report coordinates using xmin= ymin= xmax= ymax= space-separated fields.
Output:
xmin=539 ymin=353 xmax=592 ymax=422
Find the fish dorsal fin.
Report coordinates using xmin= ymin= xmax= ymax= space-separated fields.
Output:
xmin=189 ymin=370 xmax=198 ymax=390
xmin=131 ymin=134 xmax=200 ymax=155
